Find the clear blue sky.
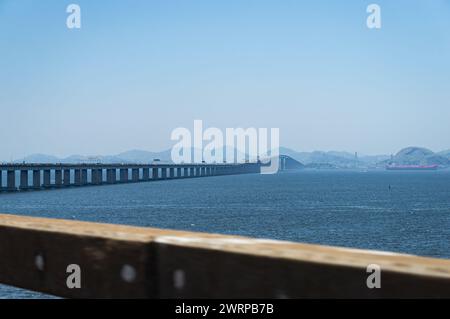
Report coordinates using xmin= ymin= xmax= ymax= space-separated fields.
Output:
xmin=1 ymin=0 xmax=449 ymax=160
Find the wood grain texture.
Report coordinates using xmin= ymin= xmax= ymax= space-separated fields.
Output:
xmin=0 ymin=213 xmax=449 ymax=298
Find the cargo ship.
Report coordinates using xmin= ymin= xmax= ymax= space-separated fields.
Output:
xmin=386 ymin=164 xmax=438 ymax=171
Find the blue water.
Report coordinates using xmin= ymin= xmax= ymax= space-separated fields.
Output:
xmin=0 ymin=170 xmax=449 ymax=298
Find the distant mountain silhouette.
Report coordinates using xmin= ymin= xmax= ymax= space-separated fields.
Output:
xmin=279 ymin=147 xmax=389 ymax=168
xmin=387 ymin=147 xmax=450 ymax=166
xmin=438 ymin=149 xmax=450 ymax=160
xmin=13 ymin=147 xmax=252 ymax=164
xmin=19 ymin=153 xmax=60 ymax=163
xmin=11 ymin=146 xmax=449 ymax=168
xmin=14 ymin=151 xmax=170 ymax=164
xmin=116 ymin=149 xmax=172 ymax=163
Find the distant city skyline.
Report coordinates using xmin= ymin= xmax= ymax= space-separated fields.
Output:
xmin=1 ymin=0 xmax=449 ymax=161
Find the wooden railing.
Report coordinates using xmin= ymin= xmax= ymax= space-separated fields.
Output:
xmin=0 ymin=213 xmax=449 ymax=298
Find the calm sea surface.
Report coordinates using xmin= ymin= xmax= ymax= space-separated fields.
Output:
xmin=0 ymin=170 xmax=449 ymax=298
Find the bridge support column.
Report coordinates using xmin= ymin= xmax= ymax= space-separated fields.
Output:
xmin=196 ymin=167 xmax=201 ymax=176
xmin=120 ymin=169 xmax=128 ymax=183
xmin=64 ymin=169 xmax=71 ymax=187
xmin=169 ymin=168 xmax=174 ymax=179
xmin=161 ymin=168 xmax=167 ymax=179
xmin=20 ymin=170 xmax=29 ymax=190
xmin=201 ymin=167 xmax=206 ymax=176
xmin=91 ymin=169 xmax=98 ymax=185
xmin=177 ymin=167 xmax=182 ymax=178
xmin=107 ymin=169 xmax=116 ymax=184
xmin=142 ymin=168 xmax=150 ymax=181
xmin=190 ymin=167 xmax=195 ymax=177
xmin=81 ymin=169 xmax=88 ymax=185
xmin=132 ymin=169 xmax=139 ymax=182
xmin=98 ymin=169 xmax=104 ymax=184
xmin=183 ymin=167 xmax=188 ymax=178
xmin=7 ymin=170 xmax=16 ymax=191
xmin=93 ymin=169 xmax=103 ymax=185
xmin=74 ymin=169 xmax=81 ymax=186
xmin=32 ymin=170 xmax=40 ymax=189
xmin=152 ymin=167 xmax=158 ymax=180
xmin=55 ymin=170 xmax=62 ymax=187
xmin=43 ymin=170 xmax=51 ymax=188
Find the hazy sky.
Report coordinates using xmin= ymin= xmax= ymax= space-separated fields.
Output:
xmin=1 ymin=0 xmax=449 ymax=160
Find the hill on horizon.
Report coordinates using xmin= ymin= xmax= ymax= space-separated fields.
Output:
xmin=388 ymin=146 xmax=450 ymax=166
xmin=8 ymin=146 xmax=450 ymax=168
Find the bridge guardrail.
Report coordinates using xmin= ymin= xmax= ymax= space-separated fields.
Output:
xmin=0 ymin=213 xmax=449 ymax=298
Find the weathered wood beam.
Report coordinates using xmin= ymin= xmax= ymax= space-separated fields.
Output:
xmin=0 ymin=213 xmax=449 ymax=298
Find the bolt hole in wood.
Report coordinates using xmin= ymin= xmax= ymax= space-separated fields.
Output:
xmin=120 ymin=264 xmax=137 ymax=283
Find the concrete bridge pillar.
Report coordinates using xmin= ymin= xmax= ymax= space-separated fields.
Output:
xmin=81 ymin=169 xmax=88 ymax=185
xmin=74 ymin=169 xmax=81 ymax=186
xmin=120 ymin=169 xmax=128 ymax=183
xmin=177 ymin=167 xmax=182 ymax=178
xmin=55 ymin=170 xmax=62 ymax=187
xmin=196 ymin=167 xmax=201 ymax=176
xmin=98 ymin=168 xmax=103 ymax=184
xmin=107 ymin=169 xmax=116 ymax=184
xmin=152 ymin=167 xmax=158 ymax=180
xmin=201 ymin=167 xmax=206 ymax=176
xmin=7 ymin=170 xmax=16 ymax=191
xmin=99 ymin=169 xmax=105 ymax=184
xmin=64 ymin=169 xmax=71 ymax=186
xmin=142 ymin=168 xmax=150 ymax=181
xmin=91 ymin=169 xmax=99 ymax=185
xmin=183 ymin=167 xmax=189 ymax=178
xmin=90 ymin=169 xmax=96 ymax=185
xmin=98 ymin=169 xmax=104 ymax=184
xmin=32 ymin=170 xmax=40 ymax=189
xmin=169 ymin=168 xmax=175 ymax=179
xmin=190 ymin=167 xmax=195 ymax=177
xmin=20 ymin=170 xmax=29 ymax=190
xmin=43 ymin=170 xmax=51 ymax=188
xmin=132 ymin=169 xmax=139 ymax=182
xmin=161 ymin=168 xmax=167 ymax=179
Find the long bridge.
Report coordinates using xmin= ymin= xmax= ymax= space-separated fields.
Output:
xmin=0 ymin=162 xmax=261 ymax=192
